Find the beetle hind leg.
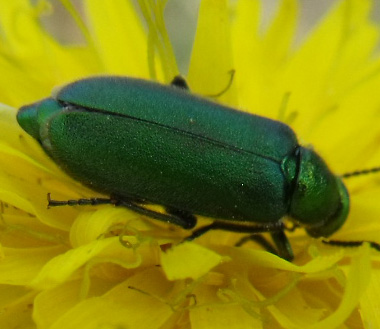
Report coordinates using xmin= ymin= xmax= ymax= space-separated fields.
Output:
xmin=47 ymin=193 xmax=114 ymax=207
xmin=165 ymin=207 xmax=197 ymax=229
xmin=47 ymin=193 xmax=197 ymax=230
xmin=109 ymin=197 xmax=198 ymax=229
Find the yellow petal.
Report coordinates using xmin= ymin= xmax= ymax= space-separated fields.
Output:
xmin=0 ymin=245 xmax=67 ymax=285
xmin=34 ymin=278 xmax=114 ymax=329
xmin=84 ymin=0 xmax=149 ymax=77
xmin=45 ymin=268 xmax=173 ymax=329
xmin=0 ymin=289 xmax=36 ymax=328
xmin=309 ymin=244 xmax=371 ymax=329
xmin=30 ymin=237 xmax=142 ymax=290
xmin=359 ymin=268 xmax=380 ymax=327
xmin=161 ymin=242 xmax=224 ymax=280
xmin=188 ymin=0 xmax=237 ymax=105
xmin=233 ymin=0 xmax=298 ymax=118
xmin=190 ymin=289 xmax=263 ymax=329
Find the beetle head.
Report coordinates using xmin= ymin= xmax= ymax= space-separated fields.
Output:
xmin=290 ymin=147 xmax=350 ymax=237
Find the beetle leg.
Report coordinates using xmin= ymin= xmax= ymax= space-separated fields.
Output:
xmin=47 ymin=193 xmax=113 ymax=207
xmin=270 ymin=231 xmax=294 ymax=261
xmin=115 ymin=199 xmax=197 ymax=229
xmin=170 ymin=76 xmax=190 ymax=90
xmin=235 ymin=235 xmax=278 ymax=254
xmin=234 ymin=231 xmax=293 ymax=261
xmin=186 ymin=220 xmax=285 ymax=241
xmin=165 ymin=207 xmax=197 ymax=228
xmin=47 ymin=193 xmax=197 ymax=230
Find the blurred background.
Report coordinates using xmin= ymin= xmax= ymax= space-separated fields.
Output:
xmin=39 ymin=0 xmax=380 ymax=73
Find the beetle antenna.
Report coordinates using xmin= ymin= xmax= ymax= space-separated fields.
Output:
xmin=341 ymin=166 xmax=380 ymax=179
xmin=322 ymin=239 xmax=380 ymax=251
xmin=205 ymin=69 xmax=235 ymax=98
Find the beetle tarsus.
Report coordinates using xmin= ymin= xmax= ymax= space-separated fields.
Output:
xmin=46 ymin=193 xmax=197 ymax=229
xmin=47 ymin=193 xmax=114 ymax=208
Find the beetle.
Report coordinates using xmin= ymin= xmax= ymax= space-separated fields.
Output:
xmin=17 ymin=76 xmax=376 ymax=260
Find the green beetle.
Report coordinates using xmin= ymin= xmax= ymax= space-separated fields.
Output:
xmin=17 ymin=76 xmax=352 ymax=260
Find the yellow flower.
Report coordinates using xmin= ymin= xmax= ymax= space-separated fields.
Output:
xmin=0 ymin=0 xmax=380 ymax=328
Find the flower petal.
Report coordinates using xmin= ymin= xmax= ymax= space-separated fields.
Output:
xmin=0 ymin=245 xmax=67 ymax=285
xmin=161 ymin=242 xmax=224 ymax=280
xmin=188 ymin=0 xmax=237 ymax=105
xmin=30 ymin=237 xmax=144 ymax=290
xmin=43 ymin=268 xmax=173 ymax=329
xmin=359 ymin=268 xmax=380 ymax=327
xmin=84 ymin=0 xmax=149 ymax=77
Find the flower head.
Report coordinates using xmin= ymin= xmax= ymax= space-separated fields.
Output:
xmin=0 ymin=0 xmax=380 ymax=328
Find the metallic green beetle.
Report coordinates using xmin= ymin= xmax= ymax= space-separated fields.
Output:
xmin=17 ymin=76 xmax=350 ymax=260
